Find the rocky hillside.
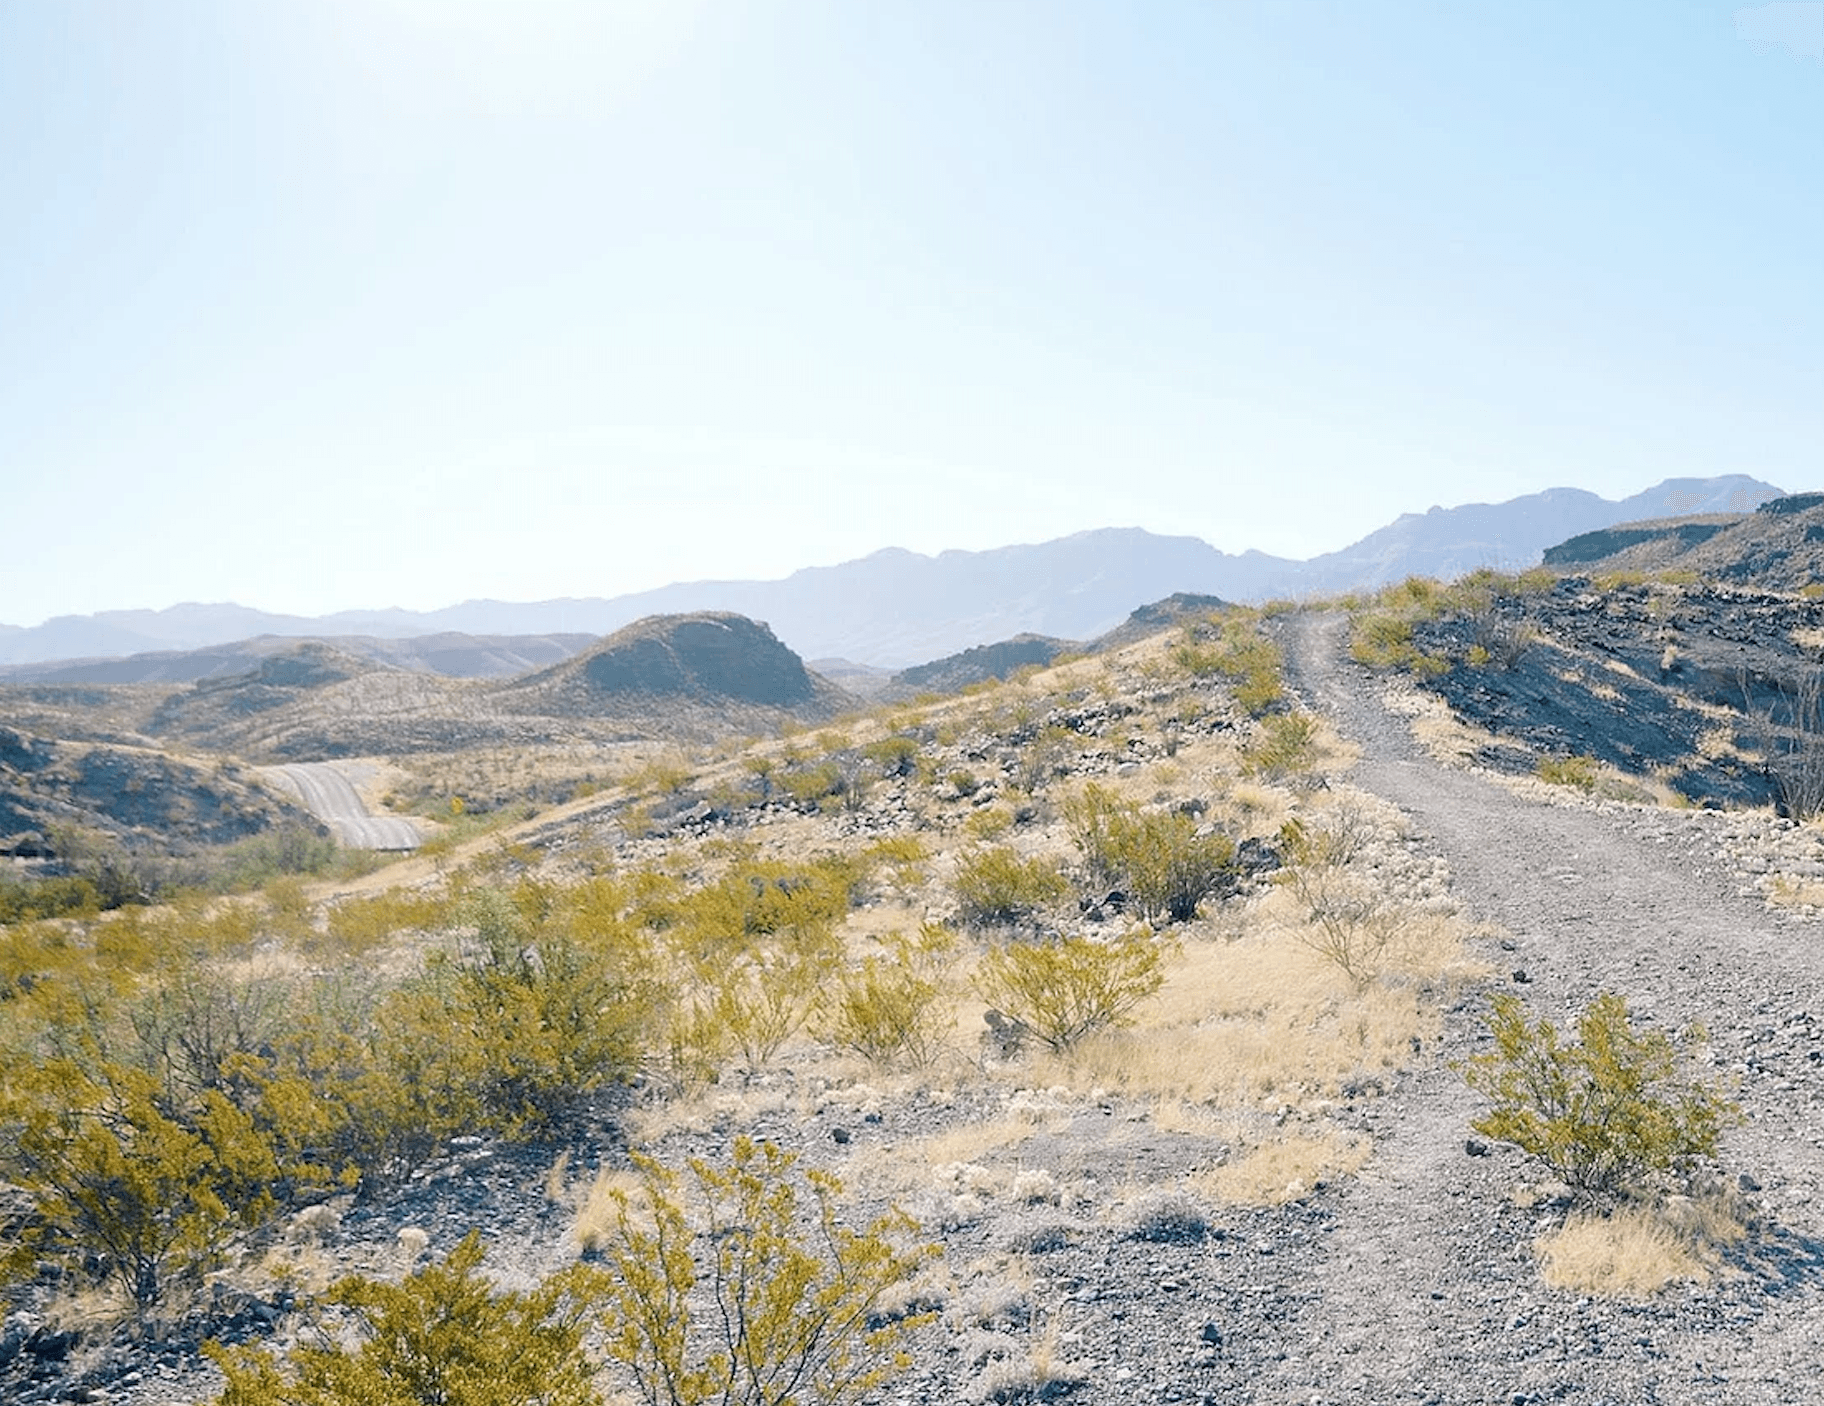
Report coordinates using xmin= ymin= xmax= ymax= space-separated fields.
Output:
xmin=58 ymin=617 xmax=853 ymax=761
xmin=1358 ymin=571 xmax=1824 ymax=812
xmin=1543 ymin=492 xmax=1824 ymax=590
xmin=891 ymin=633 xmax=1074 ymax=694
xmin=498 ymin=612 xmax=850 ymax=723
xmin=0 ymin=726 xmax=310 ymax=858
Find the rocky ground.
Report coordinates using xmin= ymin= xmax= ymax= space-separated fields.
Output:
xmin=10 ymin=610 xmax=1824 ymax=1405
xmin=1412 ymin=576 xmax=1824 ymax=810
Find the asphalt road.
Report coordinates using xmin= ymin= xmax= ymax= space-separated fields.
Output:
xmin=273 ymin=762 xmax=421 ymax=851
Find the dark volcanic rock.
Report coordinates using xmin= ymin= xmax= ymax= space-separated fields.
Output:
xmin=1407 ymin=577 xmax=1824 ymax=808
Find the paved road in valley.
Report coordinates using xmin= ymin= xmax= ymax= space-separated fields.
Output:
xmin=273 ymin=762 xmax=421 ymax=850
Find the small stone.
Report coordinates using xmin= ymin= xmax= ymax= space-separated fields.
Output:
xmin=1465 ymin=1138 xmax=1491 ymax=1157
xmin=1738 ymin=1171 xmax=1762 ymax=1193
xmin=1511 ymin=969 xmax=1532 ymax=984
xmin=1199 ymin=1321 xmax=1223 ymax=1344
xmin=830 ymin=1127 xmax=851 ymax=1145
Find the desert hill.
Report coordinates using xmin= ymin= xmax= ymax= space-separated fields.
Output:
xmin=0 ymin=724 xmax=313 ymax=860
xmin=0 ymin=617 xmax=856 ymax=768
xmin=514 ymin=612 xmax=827 ymax=710
xmin=1543 ymin=491 xmax=1824 ymax=590
xmin=891 ymin=633 xmax=1074 ymax=694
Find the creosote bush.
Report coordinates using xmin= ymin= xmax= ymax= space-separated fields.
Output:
xmin=207 ymin=1230 xmax=601 ymax=1406
xmin=974 ymin=928 xmax=1170 ymax=1051
xmin=825 ymin=924 xmax=958 ymax=1068
xmin=1243 ymin=712 xmax=1321 ymax=783
xmin=1062 ymin=784 xmax=1235 ymax=924
xmin=1535 ymin=753 xmax=1600 ymax=792
xmin=951 ymin=846 xmax=1069 ymax=926
xmin=1463 ymin=992 xmax=1736 ymax=1203
xmin=593 ymin=1137 xmax=937 ymax=1406
xmin=1277 ymin=813 xmax=1400 ymax=989
xmin=1173 ymin=609 xmax=1285 ymax=715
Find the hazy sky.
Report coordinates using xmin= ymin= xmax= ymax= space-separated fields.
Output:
xmin=3 ymin=1 xmax=1819 ymax=627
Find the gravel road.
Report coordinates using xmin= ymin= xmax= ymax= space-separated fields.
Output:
xmin=1260 ymin=611 xmax=1824 ymax=1406
xmin=271 ymin=761 xmax=420 ymax=851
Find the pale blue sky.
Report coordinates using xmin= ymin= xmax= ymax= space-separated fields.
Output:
xmin=2 ymin=0 xmax=1819 ymax=626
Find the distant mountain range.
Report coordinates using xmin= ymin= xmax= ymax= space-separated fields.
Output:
xmin=0 ymin=476 xmax=1783 ymax=669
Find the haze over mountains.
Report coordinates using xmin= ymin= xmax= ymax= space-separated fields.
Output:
xmin=2 ymin=476 xmax=1781 ymax=670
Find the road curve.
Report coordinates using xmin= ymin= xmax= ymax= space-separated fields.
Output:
xmin=272 ymin=762 xmax=420 ymax=851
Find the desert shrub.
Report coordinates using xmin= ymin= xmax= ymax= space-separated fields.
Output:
xmin=952 ymin=847 xmax=1069 ymax=926
xmin=207 ymin=1230 xmax=602 ymax=1406
xmin=1059 ymin=784 xmax=1126 ymax=893
xmin=863 ymin=735 xmax=922 ymax=777
xmin=636 ymin=857 xmax=860 ymax=1081
xmin=240 ymin=885 xmax=654 ymax=1188
xmin=1173 ymin=611 xmax=1284 ymax=715
xmin=0 ymin=872 xmax=106 ymax=924
xmin=325 ymin=887 xmax=457 ymax=953
xmin=1463 ymin=992 xmax=1736 ymax=1203
xmin=825 ymin=925 xmax=958 ymax=1068
xmin=451 ymin=899 xmax=653 ymax=1132
xmin=1536 ymin=753 xmax=1600 ymax=792
xmin=964 ymin=805 xmax=1014 ymax=841
xmin=1107 ymin=811 xmax=1234 ymax=925
xmin=590 ymin=1137 xmax=936 ymax=1406
xmin=206 ymin=823 xmax=343 ymax=892
xmin=1244 ymin=712 xmax=1320 ymax=783
xmin=1350 ymin=613 xmax=1425 ymax=671
xmin=704 ymin=933 xmax=841 ymax=1075
xmin=1118 ymin=1190 xmax=1210 ymax=1243
xmin=1469 ymin=615 xmax=1537 ymax=671
xmin=779 ymin=762 xmax=844 ymax=806
xmin=1277 ymin=813 xmax=1399 ymax=988
xmin=1062 ymin=784 xmax=1234 ymax=923
xmin=1745 ymin=670 xmax=1824 ymax=820
xmin=641 ymin=858 xmax=858 ymax=963
xmin=973 ymin=928 xmax=1169 ymax=1051
xmin=0 ymin=1054 xmax=284 ymax=1311
xmin=1014 ymin=725 xmax=1076 ymax=792
xmin=859 ymin=834 xmax=928 ymax=892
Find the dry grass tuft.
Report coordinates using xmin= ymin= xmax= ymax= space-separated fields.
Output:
xmin=1536 ymin=1196 xmax=1746 ymax=1297
xmin=1025 ymin=915 xmax=1472 ymax=1110
xmin=1191 ymin=1130 xmax=1370 ymax=1206
xmin=570 ymin=1165 xmax=647 ymax=1254
xmin=843 ymin=1117 xmax=1056 ymax=1198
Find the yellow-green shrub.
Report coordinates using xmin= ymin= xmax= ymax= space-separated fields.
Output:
xmin=207 ymin=1230 xmax=602 ymax=1406
xmin=1537 ymin=754 xmax=1600 ymax=791
xmin=973 ymin=928 xmax=1169 ymax=1051
xmin=825 ymin=925 xmax=957 ymax=1068
xmin=1243 ymin=713 xmax=1318 ymax=782
xmin=951 ymin=846 xmax=1068 ymax=925
xmin=1062 ymin=784 xmax=1235 ymax=924
xmin=590 ymin=1137 xmax=935 ymax=1406
xmin=1464 ymin=992 xmax=1736 ymax=1202
xmin=0 ymin=1054 xmax=284 ymax=1310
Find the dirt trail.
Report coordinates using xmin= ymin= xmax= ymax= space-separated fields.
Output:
xmin=1262 ymin=612 xmax=1824 ymax=1406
